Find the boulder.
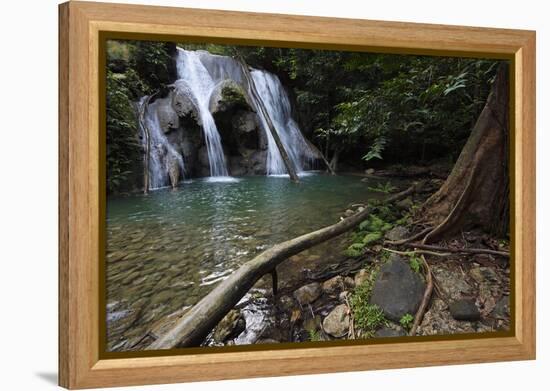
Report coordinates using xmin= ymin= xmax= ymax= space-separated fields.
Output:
xmin=293 ymin=282 xmax=322 ymax=306
xmin=322 ymin=276 xmax=345 ymax=295
xmin=370 ymin=255 xmax=426 ymax=322
xmin=322 ymin=304 xmax=350 ymax=338
xmin=449 ymin=299 xmax=481 ymax=321
xmin=155 ymin=97 xmax=180 ymax=133
xmin=171 ymin=81 xmax=199 ymax=119
xmin=385 ymin=226 xmax=410 ymax=241
xmin=209 ymin=79 xmax=250 ymax=114
xmin=396 ymin=197 xmax=413 ymax=210
xmin=212 ymin=309 xmax=246 ymax=343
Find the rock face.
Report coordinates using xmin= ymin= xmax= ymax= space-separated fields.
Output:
xmin=449 ymin=299 xmax=481 ymax=321
xmin=370 ymin=255 xmax=426 ymax=322
xmin=293 ymin=282 xmax=322 ymax=306
xmin=322 ymin=304 xmax=350 ymax=337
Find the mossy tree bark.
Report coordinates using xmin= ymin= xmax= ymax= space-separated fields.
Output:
xmin=421 ymin=63 xmax=510 ymax=242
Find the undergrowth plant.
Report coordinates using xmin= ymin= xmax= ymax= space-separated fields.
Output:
xmin=349 ymin=267 xmax=387 ymax=337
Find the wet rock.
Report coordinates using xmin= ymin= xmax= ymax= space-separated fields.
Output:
xmin=155 ymin=97 xmax=180 ymax=133
xmin=277 ymin=295 xmax=295 ymax=312
xmin=449 ymin=299 xmax=481 ymax=321
xmin=293 ymin=282 xmax=322 ymax=306
xmin=365 ymin=168 xmax=375 ymax=175
xmin=322 ymin=304 xmax=350 ymax=338
xmin=212 ymin=309 xmax=246 ymax=343
xmin=492 ymin=296 xmax=510 ymax=319
xmin=370 ymin=255 xmax=425 ymax=322
xmin=322 ymin=275 xmax=345 ymax=295
xmin=171 ymin=81 xmax=199 ymax=119
xmin=209 ymin=79 xmax=250 ymax=114
xmin=385 ymin=226 xmax=410 ymax=241
xmin=354 ymin=269 xmax=370 ymax=287
xmin=374 ymin=326 xmax=407 ymax=338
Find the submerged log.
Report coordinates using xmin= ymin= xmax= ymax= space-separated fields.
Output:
xmin=238 ymin=58 xmax=300 ymax=183
xmin=147 ymin=185 xmax=417 ymax=350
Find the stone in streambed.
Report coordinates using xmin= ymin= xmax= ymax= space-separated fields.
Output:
xmin=322 ymin=304 xmax=350 ymax=338
xmin=293 ymin=282 xmax=322 ymax=306
xmin=212 ymin=309 xmax=246 ymax=343
xmin=449 ymin=299 xmax=481 ymax=321
xmin=322 ymin=275 xmax=345 ymax=295
xmin=370 ymin=255 xmax=425 ymax=322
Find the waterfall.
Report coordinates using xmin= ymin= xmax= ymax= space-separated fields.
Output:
xmin=249 ymin=71 xmax=313 ymax=175
xmin=140 ymin=48 xmax=316 ymax=186
xmin=140 ymin=97 xmax=185 ymax=190
xmin=175 ymin=49 xmax=229 ymax=177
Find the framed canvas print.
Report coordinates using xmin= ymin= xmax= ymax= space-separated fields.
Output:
xmin=58 ymin=1 xmax=536 ymax=389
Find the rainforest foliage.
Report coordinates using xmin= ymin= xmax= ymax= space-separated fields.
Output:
xmin=106 ymin=39 xmax=500 ymax=193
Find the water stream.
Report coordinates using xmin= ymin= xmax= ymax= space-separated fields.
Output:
xmin=106 ymin=174 xmax=395 ymax=351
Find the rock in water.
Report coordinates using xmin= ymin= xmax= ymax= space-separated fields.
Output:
xmin=449 ymin=299 xmax=481 ymax=321
xmin=322 ymin=304 xmax=350 ymax=338
xmin=212 ymin=309 xmax=246 ymax=343
xmin=385 ymin=226 xmax=410 ymax=241
xmin=322 ymin=276 xmax=345 ymax=296
xmin=370 ymin=255 xmax=425 ymax=322
xmin=293 ymin=282 xmax=322 ymax=306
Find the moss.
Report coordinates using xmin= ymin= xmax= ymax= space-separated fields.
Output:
xmin=349 ymin=267 xmax=387 ymax=336
xmin=221 ymin=84 xmax=248 ymax=107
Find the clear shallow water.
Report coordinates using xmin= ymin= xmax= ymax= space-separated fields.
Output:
xmin=105 ymin=174 xmax=392 ymax=351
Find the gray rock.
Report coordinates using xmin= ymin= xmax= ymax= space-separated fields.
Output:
xmin=212 ymin=309 xmax=246 ymax=343
xmin=344 ymin=209 xmax=355 ymax=217
xmin=385 ymin=226 xmax=410 ymax=241
xmin=449 ymin=299 xmax=481 ymax=321
xmin=277 ymin=295 xmax=295 ymax=312
xmin=322 ymin=304 xmax=350 ymax=338
xmin=293 ymin=282 xmax=322 ymax=306
xmin=322 ymin=275 xmax=345 ymax=295
xmin=365 ymin=168 xmax=375 ymax=175
xmin=208 ymin=79 xmax=250 ymax=114
xmin=344 ymin=277 xmax=355 ymax=289
xmin=370 ymin=255 xmax=426 ymax=322
xmin=374 ymin=326 xmax=407 ymax=338
xmin=171 ymin=82 xmax=199 ymax=119
xmin=155 ymin=97 xmax=180 ymax=133
xmin=469 ymin=266 xmax=499 ymax=284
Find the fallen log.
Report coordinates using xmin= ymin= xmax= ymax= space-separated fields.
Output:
xmin=147 ymin=184 xmax=417 ymax=350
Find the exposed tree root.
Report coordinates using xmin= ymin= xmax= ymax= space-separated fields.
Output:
xmin=403 ymin=242 xmax=509 ymax=258
xmin=383 ymin=226 xmax=433 ymax=246
xmin=409 ymin=254 xmax=433 ymax=336
xmin=382 ymin=247 xmax=451 ymax=258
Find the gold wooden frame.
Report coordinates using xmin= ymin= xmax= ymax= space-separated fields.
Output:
xmin=59 ymin=1 xmax=536 ymax=388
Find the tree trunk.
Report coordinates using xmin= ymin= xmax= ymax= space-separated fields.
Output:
xmin=147 ymin=185 xmax=417 ymax=350
xmin=303 ymin=137 xmax=335 ymax=175
xmin=238 ymin=58 xmax=300 ymax=183
xmin=421 ymin=63 xmax=509 ymax=242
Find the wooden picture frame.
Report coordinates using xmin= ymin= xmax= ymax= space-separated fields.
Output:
xmin=59 ymin=1 xmax=536 ymax=388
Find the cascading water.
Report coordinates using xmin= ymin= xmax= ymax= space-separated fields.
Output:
xmin=175 ymin=49 xmax=229 ymax=177
xmin=140 ymin=97 xmax=185 ymax=190
xmin=140 ymin=48 xmax=316 ymax=186
xmin=249 ymin=71 xmax=314 ymax=175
